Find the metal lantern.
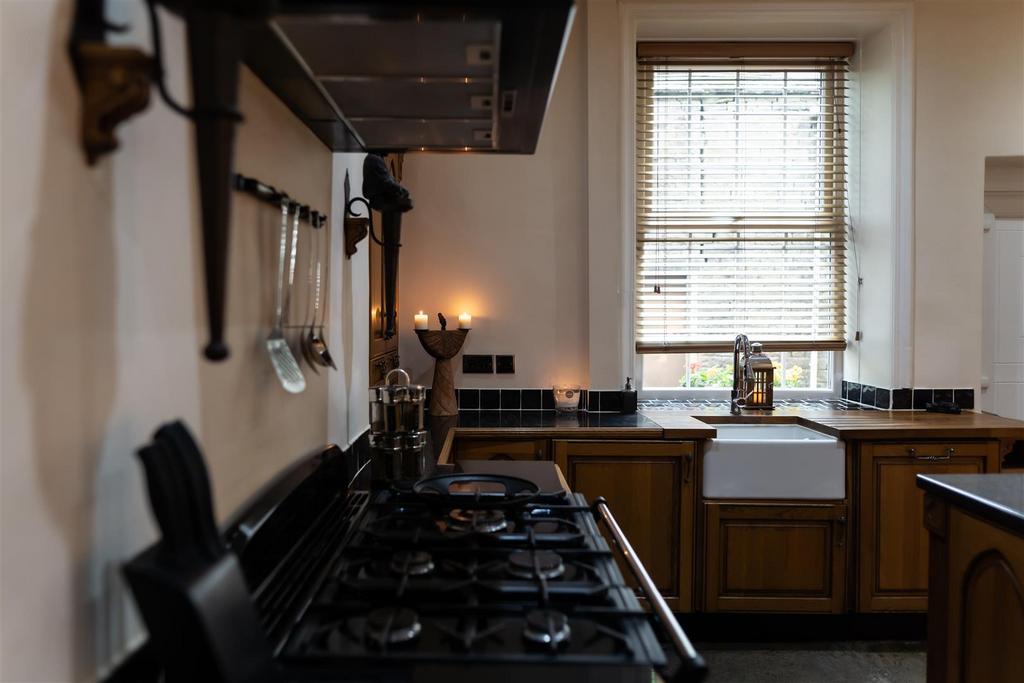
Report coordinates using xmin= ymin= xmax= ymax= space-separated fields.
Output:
xmin=745 ymin=342 xmax=775 ymax=410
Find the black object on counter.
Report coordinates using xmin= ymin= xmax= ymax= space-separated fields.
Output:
xmin=926 ymin=401 xmax=962 ymax=414
xmin=621 ymin=377 xmax=638 ymax=414
xmin=123 ymin=420 xmax=277 ymax=682
xmin=363 ymin=153 xmax=412 ymax=340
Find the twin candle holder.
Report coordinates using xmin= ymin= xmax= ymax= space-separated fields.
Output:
xmin=413 ymin=312 xmax=471 ymax=416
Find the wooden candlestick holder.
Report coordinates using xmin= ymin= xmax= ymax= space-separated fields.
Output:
xmin=414 ymin=329 xmax=469 ymax=416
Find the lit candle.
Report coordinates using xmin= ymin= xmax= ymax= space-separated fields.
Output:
xmin=414 ymin=311 xmax=429 ymax=330
xmin=458 ymin=312 xmax=472 ymax=330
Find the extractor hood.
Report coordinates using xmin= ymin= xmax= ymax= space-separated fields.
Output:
xmin=244 ymin=1 xmax=576 ymax=153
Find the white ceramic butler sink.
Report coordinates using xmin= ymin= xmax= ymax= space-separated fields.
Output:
xmin=703 ymin=424 xmax=845 ymax=500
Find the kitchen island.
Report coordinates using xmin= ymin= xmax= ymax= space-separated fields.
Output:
xmin=917 ymin=473 xmax=1024 ymax=683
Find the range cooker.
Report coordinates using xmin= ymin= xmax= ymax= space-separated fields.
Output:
xmin=124 ymin=423 xmax=705 ymax=683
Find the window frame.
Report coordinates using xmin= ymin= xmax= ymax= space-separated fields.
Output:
xmin=632 ymin=41 xmax=851 ymax=399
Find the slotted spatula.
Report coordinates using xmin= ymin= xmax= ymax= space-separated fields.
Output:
xmin=266 ymin=199 xmax=306 ymax=393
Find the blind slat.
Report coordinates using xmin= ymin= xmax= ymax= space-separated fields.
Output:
xmin=635 ymin=47 xmax=849 ymax=353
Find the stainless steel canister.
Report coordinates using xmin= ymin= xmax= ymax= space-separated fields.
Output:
xmin=369 ymin=368 xmax=427 ymax=453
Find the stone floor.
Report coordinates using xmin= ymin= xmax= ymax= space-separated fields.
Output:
xmin=697 ymin=642 xmax=926 ymax=683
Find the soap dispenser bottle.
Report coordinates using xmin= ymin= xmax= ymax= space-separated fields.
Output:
xmin=620 ymin=377 xmax=638 ymax=415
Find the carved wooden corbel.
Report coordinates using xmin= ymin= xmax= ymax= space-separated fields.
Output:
xmin=75 ymin=43 xmax=153 ymax=165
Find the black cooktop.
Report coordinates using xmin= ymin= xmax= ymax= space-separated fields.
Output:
xmin=279 ymin=479 xmax=667 ymax=683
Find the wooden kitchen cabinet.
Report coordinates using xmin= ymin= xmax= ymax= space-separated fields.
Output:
xmin=858 ymin=440 xmax=1000 ymax=612
xmin=922 ymin=489 xmax=1024 ymax=683
xmin=455 ymin=438 xmax=550 ymax=462
xmin=704 ymin=502 xmax=848 ymax=613
xmin=553 ymin=440 xmax=696 ymax=611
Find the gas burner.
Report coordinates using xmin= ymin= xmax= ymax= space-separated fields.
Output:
xmin=390 ymin=551 xmax=434 ymax=576
xmin=507 ymin=550 xmax=566 ymax=580
xmin=365 ymin=607 xmax=422 ymax=647
xmin=448 ymin=509 xmax=508 ymax=533
xmin=522 ymin=609 xmax=571 ymax=646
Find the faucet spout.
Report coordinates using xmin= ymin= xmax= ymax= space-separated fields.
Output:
xmin=730 ymin=334 xmax=751 ymax=415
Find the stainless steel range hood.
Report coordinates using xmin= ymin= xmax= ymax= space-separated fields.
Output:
xmin=244 ymin=1 xmax=576 ymax=153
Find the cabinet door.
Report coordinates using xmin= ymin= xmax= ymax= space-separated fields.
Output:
xmin=942 ymin=507 xmax=1024 ymax=683
xmin=455 ymin=439 xmax=549 ymax=462
xmin=554 ymin=440 xmax=695 ymax=611
xmin=705 ymin=503 xmax=847 ymax=613
xmin=858 ymin=441 xmax=999 ymax=612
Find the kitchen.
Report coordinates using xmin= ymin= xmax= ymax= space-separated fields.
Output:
xmin=1 ymin=1 xmax=1023 ymax=682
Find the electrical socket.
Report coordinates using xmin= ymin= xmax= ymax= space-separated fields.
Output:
xmin=495 ymin=355 xmax=515 ymax=374
xmin=463 ymin=354 xmax=494 ymax=374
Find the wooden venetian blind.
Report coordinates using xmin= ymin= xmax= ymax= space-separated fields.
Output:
xmin=635 ymin=42 xmax=853 ymax=354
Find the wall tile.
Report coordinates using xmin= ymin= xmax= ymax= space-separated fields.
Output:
xmin=480 ymin=389 xmax=500 ymax=410
xmin=913 ymin=389 xmax=933 ymax=410
xmin=873 ymin=388 xmax=891 ymax=409
xmin=891 ymin=388 xmax=912 ymax=410
xmin=500 ymin=389 xmax=521 ymax=410
xmin=521 ymin=389 xmax=542 ymax=410
xmin=459 ymin=389 xmax=479 ymax=410
xmin=861 ymin=385 xmax=875 ymax=407
xmin=954 ymin=388 xmax=975 ymax=410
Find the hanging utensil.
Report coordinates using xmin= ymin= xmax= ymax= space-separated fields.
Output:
xmin=300 ymin=211 xmax=321 ymax=373
xmin=266 ymin=199 xmax=306 ymax=393
xmin=309 ymin=215 xmax=337 ymax=370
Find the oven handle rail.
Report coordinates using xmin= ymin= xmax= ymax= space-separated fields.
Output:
xmin=591 ymin=497 xmax=707 ymax=683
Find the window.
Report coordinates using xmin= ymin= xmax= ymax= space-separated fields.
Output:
xmin=634 ymin=42 xmax=852 ymax=373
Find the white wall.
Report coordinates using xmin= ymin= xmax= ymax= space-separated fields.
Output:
xmin=396 ymin=5 xmax=590 ymax=389
xmin=913 ymin=0 xmax=1024 ymax=390
xmin=845 ymin=24 xmax=897 ymax=389
xmin=0 ymin=2 xmax=364 ymax=680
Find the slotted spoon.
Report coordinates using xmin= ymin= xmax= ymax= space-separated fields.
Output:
xmin=308 ymin=215 xmax=337 ymax=370
xmin=266 ymin=199 xmax=306 ymax=393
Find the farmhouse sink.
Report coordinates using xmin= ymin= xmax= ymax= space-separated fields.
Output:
xmin=702 ymin=423 xmax=845 ymax=500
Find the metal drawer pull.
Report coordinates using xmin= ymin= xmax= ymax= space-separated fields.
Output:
xmin=908 ymin=446 xmax=952 ymax=461
xmin=592 ymin=497 xmax=706 ymax=683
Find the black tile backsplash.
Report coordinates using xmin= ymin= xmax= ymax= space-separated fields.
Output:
xmin=913 ymin=389 xmax=933 ymax=410
xmin=954 ymin=388 xmax=975 ymax=410
xmin=542 ymin=389 xmax=556 ymax=410
xmin=500 ymin=389 xmax=521 ymax=410
xmin=458 ymin=388 xmax=479 ymax=410
xmin=861 ymin=385 xmax=875 ymax=408
xmin=873 ymin=388 xmax=891 ymax=410
xmin=479 ymin=389 xmax=500 ymax=410
xmin=521 ymin=389 xmax=542 ymax=410
xmin=891 ymin=388 xmax=912 ymax=410
xmin=441 ymin=384 xmax=978 ymax=413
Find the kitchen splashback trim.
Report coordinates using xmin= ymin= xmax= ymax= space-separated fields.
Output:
xmin=841 ymin=381 xmax=975 ymax=411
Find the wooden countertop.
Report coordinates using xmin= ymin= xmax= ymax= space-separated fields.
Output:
xmin=659 ymin=409 xmax=1024 ymax=440
xmin=433 ymin=408 xmax=1024 ymax=464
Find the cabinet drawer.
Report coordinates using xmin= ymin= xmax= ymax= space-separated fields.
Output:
xmin=868 ymin=441 xmax=993 ymax=461
xmin=455 ymin=439 xmax=549 ymax=462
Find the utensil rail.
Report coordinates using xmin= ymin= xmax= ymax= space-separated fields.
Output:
xmin=234 ymin=172 xmax=327 ymax=227
xmin=591 ymin=496 xmax=707 ymax=683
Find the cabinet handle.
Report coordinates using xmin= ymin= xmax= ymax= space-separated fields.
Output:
xmin=683 ymin=452 xmax=694 ymax=483
xmin=835 ymin=516 xmax=847 ymax=547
